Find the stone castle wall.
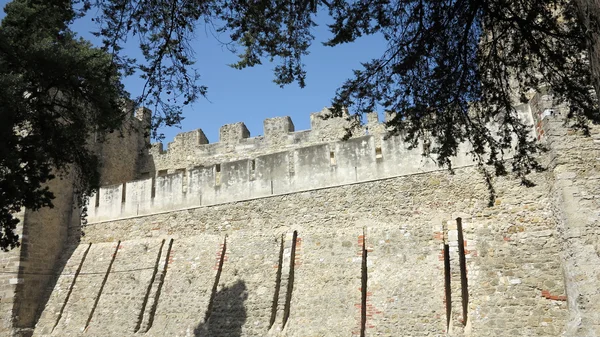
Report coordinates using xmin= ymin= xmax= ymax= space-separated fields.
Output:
xmin=0 ymin=210 xmax=25 ymax=334
xmin=543 ymin=115 xmax=600 ymax=335
xmin=35 ymin=166 xmax=569 ymax=337
xmin=87 ymin=132 xmax=473 ymax=224
xmin=0 ymin=108 xmax=150 ymax=337
xmin=95 ymin=108 xmax=151 ymax=186
xmin=3 ymin=94 xmax=600 ymax=336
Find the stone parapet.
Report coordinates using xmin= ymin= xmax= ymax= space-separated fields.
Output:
xmin=90 ymin=101 xmax=545 ymax=223
xmin=88 ymin=133 xmax=476 ymax=223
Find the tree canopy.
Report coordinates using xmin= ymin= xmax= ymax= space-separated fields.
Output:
xmin=1 ymin=0 xmax=599 ymax=250
xmin=0 ymin=0 xmax=129 ymax=250
xmin=90 ymin=0 xmax=599 ymax=175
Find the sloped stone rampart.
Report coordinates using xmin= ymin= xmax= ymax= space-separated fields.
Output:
xmin=32 ymin=165 xmax=569 ymax=336
xmin=43 ymin=242 xmax=118 ymax=336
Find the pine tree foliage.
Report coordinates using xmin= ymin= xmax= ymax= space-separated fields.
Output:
xmin=89 ymin=0 xmax=599 ymax=180
xmin=0 ymin=0 xmax=128 ymax=250
xmin=88 ymin=0 xmax=207 ymax=139
xmin=324 ymin=0 xmax=598 ymax=184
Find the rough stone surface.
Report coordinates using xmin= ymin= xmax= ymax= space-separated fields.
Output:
xmin=141 ymin=108 xmax=360 ymax=175
xmin=0 ymin=111 xmax=148 ymax=337
xmin=2 ymin=94 xmax=599 ymax=336
xmin=32 ymin=167 xmax=568 ymax=337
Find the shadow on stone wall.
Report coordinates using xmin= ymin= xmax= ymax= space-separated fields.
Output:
xmin=194 ymin=280 xmax=248 ymax=337
xmin=13 ymin=211 xmax=81 ymax=335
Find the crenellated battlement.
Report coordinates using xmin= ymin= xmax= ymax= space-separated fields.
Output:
xmin=141 ymin=108 xmax=374 ymax=175
xmin=87 ymin=102 xmax=543 ymax=223
xmin=88 ymin=131 xmax=476 ymax=223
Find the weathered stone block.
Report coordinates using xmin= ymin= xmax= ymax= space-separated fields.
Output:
xmin=264 ymin=116 xmax=295 ymax=138
xmin=219 ymin=122 xmax=250 ymax=144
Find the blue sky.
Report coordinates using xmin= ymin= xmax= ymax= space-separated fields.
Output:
xmin=1 ymin=1 xmax=387 ymax=144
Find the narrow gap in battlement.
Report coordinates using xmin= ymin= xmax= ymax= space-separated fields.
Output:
xmin=176 ymin=169 xmax=187 ymax=193
xmin=121 ymin=183 xmax=126 ymax=203
xmin=52 ymin=243 xmax=92 ymax=333
xmin=144 ymin=238 xmax=173 ymax=332
xmin=330 ymin=151 xmax=336 ymax=166
xmin=151 ymin=177 xmax=156 ymax=198
xmin=157 ymin=169 xmax=168 ymax=177
xmin=215 ymin=164 xmax=221 ymax=186
xmin=457 ymin=218 xmax=469 ymax=325
xmin=85 ymin=241 xmax=120 ymax=331
xmin=269 ymin=235 xmax=285 ymax=330
xmin=360 ymin=228 xmax=368 ymax=337
xmin=288 ymin=159 xmax=295 ymax=176
xmin=204 ymin=236 xmax=227 ymax=324
xmin=94 ymin=193 xmax=100 ymax=208
xmin=251 ymin=159 xmax=256 ymax=171
xmin=134 ymin=239 xmax=165 ymax=333
xmin=375 ymin=147 xmax=383 ymax=160
xmin=444 ymin=243 xmax=451 ymax=331
xmin=282 ymin=231 xmax=298 ymax=328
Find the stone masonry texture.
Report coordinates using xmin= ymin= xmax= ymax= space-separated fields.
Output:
xmin=0 ymin=97 xmax=599 ymax=336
